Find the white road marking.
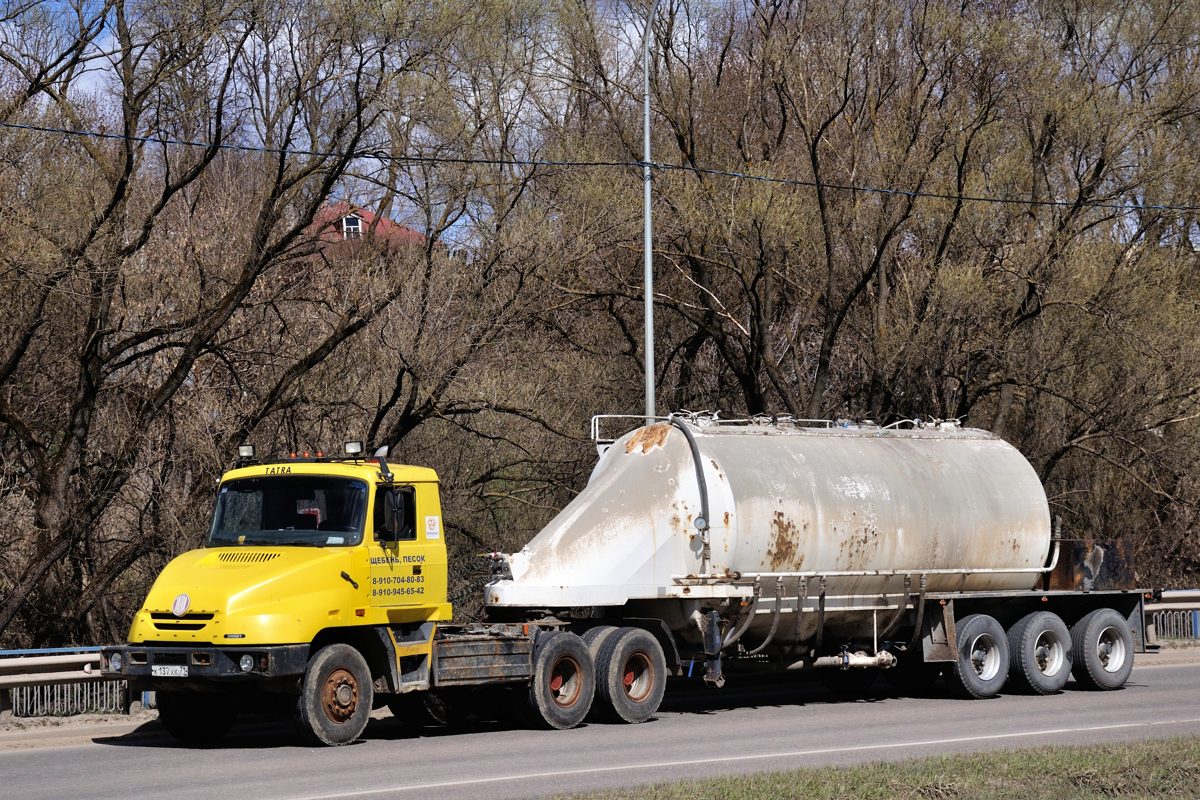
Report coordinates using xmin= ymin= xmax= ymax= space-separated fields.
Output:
xmin=295 ymin=716 xmax=1200 ymax=799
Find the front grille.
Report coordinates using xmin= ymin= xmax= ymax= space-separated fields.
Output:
xmin=151 ymin=612 xmax=215 ymax=631
xmin=217 ymin=551 xmax=280 ymax=565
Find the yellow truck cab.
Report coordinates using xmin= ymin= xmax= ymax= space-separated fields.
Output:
xmin=102 ymin=444 xmax=589 ymax=745
xmin=126 ymin=454 xmax=452 ymax=646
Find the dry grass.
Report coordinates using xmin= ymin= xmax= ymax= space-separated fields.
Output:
xmin=553 ymin=737 xmax=1200 ymax=800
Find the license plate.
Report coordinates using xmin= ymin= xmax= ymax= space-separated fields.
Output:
xmin=151 ymin=664 xmax=188 ymax=678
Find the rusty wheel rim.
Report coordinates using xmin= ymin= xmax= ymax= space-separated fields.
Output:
xmin=622 ymin=651 xmax=654 ymax=703
xmin=548 ymin=655 xmax=583 ymax=709
xmin=321 ymin=667 xmax=359 ymax=723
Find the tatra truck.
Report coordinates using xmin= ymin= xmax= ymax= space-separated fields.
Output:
xmin=102 ymin=414 xmax=1144 ymax=745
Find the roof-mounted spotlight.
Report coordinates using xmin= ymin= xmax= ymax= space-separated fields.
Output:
xmin=344 ymin=440 xmax=364 ymax=457
xmin=237 ymin=444 xmax=256 ymax=460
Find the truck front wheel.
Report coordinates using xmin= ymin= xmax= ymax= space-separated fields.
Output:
xmin=296 ymin=643 xmax=374 ymax=745
xmin=528 ymin=632 xmax=594 ymax=729
xmin=156 ymin=690 xmax=237 ymax=745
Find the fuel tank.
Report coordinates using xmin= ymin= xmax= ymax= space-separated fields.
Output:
xmin=486 ymin=417 xmax=1051 ymax=643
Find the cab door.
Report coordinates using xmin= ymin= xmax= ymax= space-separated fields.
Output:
xmin=366 ymin=482 xmax=448 ymax=616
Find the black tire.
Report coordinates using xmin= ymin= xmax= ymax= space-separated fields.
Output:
xmin=527 ymin=632 xmax=594 ymax=729
xmin=582 ymin=625 xmax=620 ymax=664
xmin=594 ymin=627 xmax=667 ymax=723
xmin=947 ymin=614 xmax=1009 ymax=699
xmin=156 ymin=690 xmax=237 ymax=745
xmin=1070 ymin=608 xmax=1134 ymax=690
xmin=296 ymin=643 xmax=374 ymax=745
xmin=582 ymin=626 xmax=619 ymax=721
xmin=1007 ymin=611 xmax=1072 ymax=695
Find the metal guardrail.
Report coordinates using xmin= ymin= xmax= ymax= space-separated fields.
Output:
xmin=10 ymin=681 xmax=128 ymax=716
xmin=1145 ymin=589 xmax=1200 ymax=642
xmin=0 ymin=647 xmax=107 ymax=688
xmin=0 ymin=647 xmax=128 ymax=717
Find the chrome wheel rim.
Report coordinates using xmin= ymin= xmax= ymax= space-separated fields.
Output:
xmin=969 ymin=633 xmax=1001 ymax=681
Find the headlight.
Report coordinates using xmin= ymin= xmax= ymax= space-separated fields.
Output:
xmin=109 ymin=652 xmax=123 ymax=672
xmin=239 ymin=654 xmax=255 ymax=673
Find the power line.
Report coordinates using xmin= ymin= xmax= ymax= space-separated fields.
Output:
xmin=2 ymin=119 xmax=1198 ymax=214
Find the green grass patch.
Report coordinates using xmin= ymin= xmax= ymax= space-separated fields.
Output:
xmin=554 ymin=737 xmax=1200 ymax=800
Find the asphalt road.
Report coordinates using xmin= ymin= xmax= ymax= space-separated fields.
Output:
xmin=3 ymin=660 xmax=1199 ymax=800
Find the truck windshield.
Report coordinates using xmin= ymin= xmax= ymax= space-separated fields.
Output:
xmin=207 ymin=476 xmax=368 ymax=547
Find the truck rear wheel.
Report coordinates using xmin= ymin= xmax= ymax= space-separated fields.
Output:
xmin=1070 ymin=608 xmax=1134 ymax=690
xmin=156 ymin=690 xmax=237 ymax=745
xmin=296 ymin=643 xmax=374 ymax=745
xmin=594 ymin=627 xmax=667 ymax=723
xmin=1007 ymin=611 xmax=1072 ymax=694
xmin=582 ymin=625 xmax=620 ymax=664
xmin=947 ymin=614 xmax=1008 ymax=699
xmin=582 ymin=625 xmax=619 ymax=722
xmin=528 ymin=632 xmax=594 ymax=729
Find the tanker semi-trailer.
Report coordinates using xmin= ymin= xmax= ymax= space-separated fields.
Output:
xmin=102 ymin=413 xmax=1144 ymax=746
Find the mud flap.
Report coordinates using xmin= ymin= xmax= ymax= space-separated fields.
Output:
xmin=922 ymin=600 xmax=958 ymax=662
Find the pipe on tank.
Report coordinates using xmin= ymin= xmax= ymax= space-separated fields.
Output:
xmin=878 ymin=575 xmax=912 ymax=640
xmin=678 ymin=539 xmax=1062 ymax=583
xmin=719 ymin=588 xmax=761 ymax=650
xmin=744 ymin=577 xmax=785 ymax=656
xmin=668 ymin=415 xmax=711 ymax=573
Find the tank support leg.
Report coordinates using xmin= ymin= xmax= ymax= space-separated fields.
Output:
xmin=702 ymin=609 xmax=724 ymax=687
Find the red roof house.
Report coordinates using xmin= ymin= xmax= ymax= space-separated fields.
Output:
xmin=309 ymin=201 xmax=427 ymax=253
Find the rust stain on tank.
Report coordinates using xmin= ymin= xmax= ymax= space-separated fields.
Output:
xmin=842 ymin=525 xmax=880 ymax=567
xmin=723 ymin=511 xmax=731 ymax=527
xmin=767 ymin=511 xmax=803 ymax=571
xmin=626 ymin=423 xmax=672 ymax=454
xmin=710 ymin=459 xmax=726 ymax=481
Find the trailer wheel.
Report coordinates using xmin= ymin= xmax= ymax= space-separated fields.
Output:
xmin=947 ymin=614 xmax=1008 ymax=699
xmin=528 ymin=632 xmax=594 ymax=729
xmin=156 ymin=691 xmax=237 ymax=745
xmin=1070 ymin=608 xmax=1134 ymax=690
xmin=594 ymin=627 xmax=667 ymax=723
xmin=1007 ymin=611 xmax=1072 ymax=695
xmin=296 ymin=643 xmax=374 ymax=745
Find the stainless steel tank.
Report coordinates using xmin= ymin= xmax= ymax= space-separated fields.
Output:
xmin=486 ymin=417 xmax=1051 ymax=646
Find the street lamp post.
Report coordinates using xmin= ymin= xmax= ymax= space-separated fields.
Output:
xmin=642 ymin=0 xmax=663 ymax=423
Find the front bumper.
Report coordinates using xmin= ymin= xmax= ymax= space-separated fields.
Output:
xmin=101 ymin=643 xmax=309 ymax=691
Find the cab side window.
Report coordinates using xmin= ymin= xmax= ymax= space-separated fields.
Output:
xmin=375 ymin=485 xmax=416 ymax=542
